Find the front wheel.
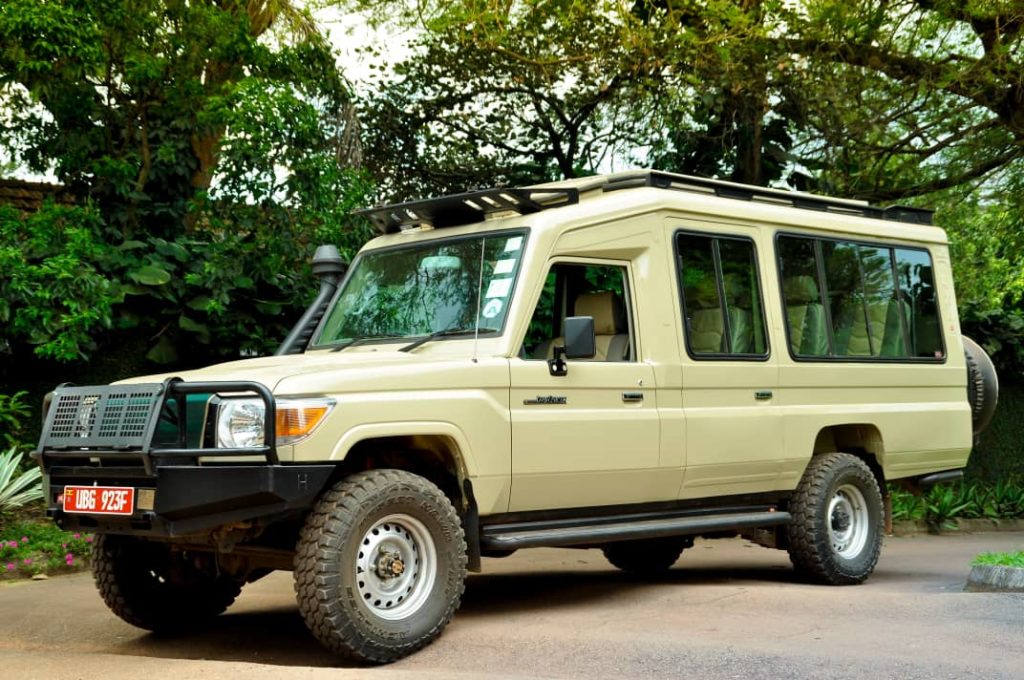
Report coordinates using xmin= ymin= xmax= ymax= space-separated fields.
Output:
xmin=787 ymin=453 xmax=884 ymax=585
xmin=294 ymin=469 xmax=467 ymax=663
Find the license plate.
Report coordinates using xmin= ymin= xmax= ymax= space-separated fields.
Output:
xmin=62 ymin=486 xmax=135 ymax=516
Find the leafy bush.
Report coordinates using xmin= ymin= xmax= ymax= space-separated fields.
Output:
xmin=0 ymin=447 xmax=42 ymax=512
xmin=967 ymin=382 xmax=1024 ymax=484
xmin=0 ymin=391 xmax=31 ymax=449
xmin=0 ymin=203 xmax=120 ymax=361
xmin=889 ymin=479 xmax=1024 ymax=528
xmin=0 ymin=521 xmax=92 ymax=578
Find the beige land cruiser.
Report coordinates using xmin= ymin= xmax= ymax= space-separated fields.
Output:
xmin=35 ymin=170 xmax=999 ymax=663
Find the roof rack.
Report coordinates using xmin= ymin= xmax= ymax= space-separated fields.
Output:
xmin=356 ymin=170 xmax=933 ymax=233
xmin=601 ymin=171 xmax=933 ymax=225
xmin=357 ymin=187 xmax=580 ymax=234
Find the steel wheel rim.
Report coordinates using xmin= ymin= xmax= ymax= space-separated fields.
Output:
xmin=827 ymin=483 xmax=870 ymax=558
xmin=355 ymin=513 xmax=437 ymax=621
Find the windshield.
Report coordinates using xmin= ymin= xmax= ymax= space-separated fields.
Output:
xmin=314 ymin=231 xmax=527 ymax=346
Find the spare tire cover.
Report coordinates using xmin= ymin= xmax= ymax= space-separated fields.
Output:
xmin=963 ymin=335 xmax=999 ymax=436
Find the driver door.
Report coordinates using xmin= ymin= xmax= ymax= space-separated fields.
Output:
xmin=509 ymin=260 xmax=665 ymax=512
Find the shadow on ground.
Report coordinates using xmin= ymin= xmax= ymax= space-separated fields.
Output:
xmin=106 ymin=561 xmax=802 ymax=669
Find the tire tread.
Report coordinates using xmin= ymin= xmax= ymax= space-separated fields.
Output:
xmin=294 ymin=469 xmax=466 ymax=663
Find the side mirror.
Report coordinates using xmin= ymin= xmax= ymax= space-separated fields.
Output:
xmin=548 ymin=316 xmax=596 ymax=376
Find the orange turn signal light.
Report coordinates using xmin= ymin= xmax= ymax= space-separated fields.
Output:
xmin=275 ymin=402 xmax=333 ymax=443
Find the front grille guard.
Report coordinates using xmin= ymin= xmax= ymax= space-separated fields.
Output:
xmin=35 ymin=378 xmax=278 ymax=475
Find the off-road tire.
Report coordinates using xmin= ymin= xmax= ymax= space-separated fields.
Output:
xmin=92 ymin=534 xmax=242 ymax=632
xmin=294 ymin=469 xmax=467 ymax=663
xmin=602 ymin=537 xmax=690 ymax=574
xmin=787 ymin=453 xmax=883 ymax=585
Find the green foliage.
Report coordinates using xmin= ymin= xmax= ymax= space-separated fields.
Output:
xmin=0 ymin=1 xmax=375 ymax=367
xmin=0 ymin=203 xmax=121 ymax=361
xmin=791 ymin=0 xmax=1024 ymax=201
xmin=889 ymin=480 xmax=1024 ymax=528
xmin=968 ymin=383 xmax=1024 ymax=484
xmin=0 ymin=521 xmax=92 ymax=578
xmin=346 ymin=0 xmax=1024 ymax=201
xmin=972 ymin=551 xmax=1024 ymax=569
xmin=0 ymin=391 xmax=31 ymax=449
xmin=0 ymin=447 xmax=42 ymax=512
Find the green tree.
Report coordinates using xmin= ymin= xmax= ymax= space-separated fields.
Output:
xmin=787 ymin=0 xmax=1024 ymax=201
xmin=0 ymin=1 xmax=373 ymax=372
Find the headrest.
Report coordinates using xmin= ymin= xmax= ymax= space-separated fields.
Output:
xmin=783 ymin=276 xmax=820 ymax=304
xmin=685 ymin=273 xmax=720 ymax=309
xmin=574 ymin=291 xmax=625 ymax=335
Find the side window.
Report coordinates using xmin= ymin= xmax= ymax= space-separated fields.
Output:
xmin=520 ymin=263 xmax=633 ymax=362
xmin=778 ymin=234 xmax=943 ymax=361
xmin=895 ymin=248 xmax=944 ymax=359
xmin=676 ymin=233 xmax=767 ymax=358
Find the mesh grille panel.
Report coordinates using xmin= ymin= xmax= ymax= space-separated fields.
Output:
xmin=42 ymin=385 xmax=163 ymax=448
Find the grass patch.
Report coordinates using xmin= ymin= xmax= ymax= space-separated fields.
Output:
xmin=0 ymin=519 xmax=92 ymax=579
xmin=972 ymin=551 xmax=1024 ymax=568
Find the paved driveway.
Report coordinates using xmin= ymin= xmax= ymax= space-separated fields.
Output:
xmin=1 ymin=532 xmax=1021 ymax=679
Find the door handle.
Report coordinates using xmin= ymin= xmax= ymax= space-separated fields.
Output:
xmin=622 ymin=391 xmax=644 ymax=402
xmin=755 ymin=390 xmax=773 ymax=401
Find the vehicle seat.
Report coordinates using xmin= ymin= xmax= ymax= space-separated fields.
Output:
xmin=532 ymin=291 xmax=629 ymax=361
xmin=575 ymin=292 xmax=630 ymax=361
xmin=876 ymin=298 xmax=907 ymax=357
xmin=722 ymin=274 xmax=754 ymax=353
xmin=686 ymin=276 xmax=725 ymax=353
xmin=784 ymin=276 xmax=828 ymax=356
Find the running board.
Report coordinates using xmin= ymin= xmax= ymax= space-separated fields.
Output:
xmin=480 ymin=510 xmax=791 ymax=550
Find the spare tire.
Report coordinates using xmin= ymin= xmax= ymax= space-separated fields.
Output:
xmin=963 ymin=335 xmax=999 ymax=437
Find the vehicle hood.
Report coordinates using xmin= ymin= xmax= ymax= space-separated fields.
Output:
xmin=114 ymin=349 xmax=485 ymax=395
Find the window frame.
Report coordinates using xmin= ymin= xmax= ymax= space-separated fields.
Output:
xmin=774 ymin=231 xmax=947 ymax=364
xmin=517 ymin=257 xmax=638 ymax=363
xmin=673 ymin=229 xmax=771 ymax=362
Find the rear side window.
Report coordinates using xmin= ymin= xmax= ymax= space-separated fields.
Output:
xmin=777 ymin=235 xmax=944 ymax=361
xmin=676 ymin=232 xmax=768 ymax=358
xmin=894 ymin=248 xmax=944 ymax=359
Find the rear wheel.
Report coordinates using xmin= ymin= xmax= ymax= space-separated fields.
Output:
xmin=294 ymin=469 xmax=467 ymax=663
xmin=787 ymin=453 xmax=884 ymax=585
xmin=602 ymin=537 xmax=691 ymax=575
xmin=92 ymin=534 xmax=242 ymax=632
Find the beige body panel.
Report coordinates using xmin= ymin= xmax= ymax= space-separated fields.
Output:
xmin=117 ymin=172 xmax=974 ymax=516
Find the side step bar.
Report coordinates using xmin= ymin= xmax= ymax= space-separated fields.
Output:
xmin=481 ymin=510 xmax=791 ymax=550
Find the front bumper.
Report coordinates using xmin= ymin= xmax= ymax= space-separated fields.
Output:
xmin=44 ymin=464 xmax=334 ymax=537
xmin=36 ymin=379 xmax=334 ymax=537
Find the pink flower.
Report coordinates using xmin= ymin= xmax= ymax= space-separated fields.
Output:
xmin=72 ymin=533 xmax=80 ymax=539
xmin=65 ymin=553 xmax=74 ymax=565
xmin=5 ymin=563 xmax=13 ymax=571
xmin=61 ymin=543 xmax=67 ymax=549
xmin=84 ymin=536 xmax=93 ymax=543
xmin=20 ymin=537 xmax=28 ymax=543
xmin=6 ymin=541 xmax=16 ymax=548
xmin=22 ymin=558 xmax=31 ymax=565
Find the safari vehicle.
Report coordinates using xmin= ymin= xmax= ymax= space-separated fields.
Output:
xmin=35 ymin=170 xmax=998 ymax=663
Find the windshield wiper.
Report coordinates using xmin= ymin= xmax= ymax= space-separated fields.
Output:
xmin=329 ymin=334 xmax=405 ymax=352
xmin=398 ymin=327 xmax=499 ymax=353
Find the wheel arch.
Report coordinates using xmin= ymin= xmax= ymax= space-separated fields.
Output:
xmin=327 ymin=427 xmax=482 ymax=572
xmin=812 ymin=424 xmax=887 ymax=488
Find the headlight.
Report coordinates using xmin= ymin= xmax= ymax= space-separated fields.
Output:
xmin=216 ymin=397 xmax=335 ymax=448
